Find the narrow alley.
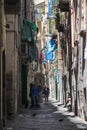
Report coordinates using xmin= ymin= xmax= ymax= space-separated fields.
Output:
xmin=1 ymin=0 xmax=87 ymax=129
xmin=6 ymin=99 xmax=87 ymax=130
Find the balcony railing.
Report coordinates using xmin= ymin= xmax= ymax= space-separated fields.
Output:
xmin=58 ymin=0 xmax=70 ymax=12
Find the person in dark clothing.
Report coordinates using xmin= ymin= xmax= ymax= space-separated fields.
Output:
xmin=42 ymin=84 xmax=49 ymax=103
xmin=31 ymin=84 xmax=40 ymax=108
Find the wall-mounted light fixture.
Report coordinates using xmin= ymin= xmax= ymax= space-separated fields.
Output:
xmin=4 ymin=24 xmax=10 ymax=28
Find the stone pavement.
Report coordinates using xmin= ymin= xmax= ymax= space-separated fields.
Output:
xmin=6 ymin=99 xmax=87 ymax=130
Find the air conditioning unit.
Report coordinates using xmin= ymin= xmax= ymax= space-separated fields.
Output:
xmin=20 ymin=43 xmax=28 ymax=58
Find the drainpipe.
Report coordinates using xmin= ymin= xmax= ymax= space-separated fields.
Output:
xmin=0 ymin=0 xmax=4 ymax=129
xmin=75 ymin=43 xmax=78 ymax=115
xmin=68 ymin=10 xmax=72 ymax=111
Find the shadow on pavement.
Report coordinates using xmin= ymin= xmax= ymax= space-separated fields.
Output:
xmin=6 ymin=99 xmax=87 ymax=130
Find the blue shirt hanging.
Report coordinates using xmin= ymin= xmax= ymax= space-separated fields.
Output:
xmin=46 ymin=39 xmax=57 ymax=52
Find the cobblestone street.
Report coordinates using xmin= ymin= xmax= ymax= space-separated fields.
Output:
xmin=6 ymin=99 xmax=87 ymax=130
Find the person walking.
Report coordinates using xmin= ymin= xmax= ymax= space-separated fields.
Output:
xmin=42 ymin=84 xmax=50 ymax=104
xmin=31 ymin=84 xmax=40 ymax=108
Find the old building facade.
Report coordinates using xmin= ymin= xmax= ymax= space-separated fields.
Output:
xmin=1 ymin=1 xmax=87 ymax=129
xmin=71 ymin=0 xmax=87 ymax=120
xmin=58 ymin=0 xmax=87 ymax=120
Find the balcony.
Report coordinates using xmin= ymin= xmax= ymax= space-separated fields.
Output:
xmin=57 ymin=24 xmax=64 ymax=32
xmin=58 ymin=0 xmax=70 ymax=12
xmin=4 ymin=0 xmax=20 ymax=14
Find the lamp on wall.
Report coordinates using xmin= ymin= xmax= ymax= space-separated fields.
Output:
xmin=4 ymin=24 xmax=10 ymax=28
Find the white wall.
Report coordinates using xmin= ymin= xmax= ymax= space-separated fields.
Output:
xmin=33 ymin=0 xmax=45 ymax=5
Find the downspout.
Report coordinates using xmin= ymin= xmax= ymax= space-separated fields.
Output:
xmin=68 ymin=10 xmax=72 ymax=111
xmin=0 ymin=0 xmax=4 ymax=129
xmin=75 ymin=43 xmax=78 ymax=115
